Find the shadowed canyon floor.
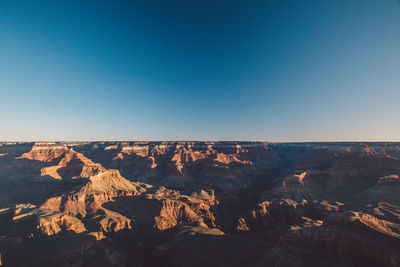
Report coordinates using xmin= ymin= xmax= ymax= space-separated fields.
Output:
xmin=0 ymin=141 xmax=400 ymax=266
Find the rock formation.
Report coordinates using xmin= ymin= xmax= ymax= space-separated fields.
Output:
xmin=0 ymin=141 xmax=399 ymax=266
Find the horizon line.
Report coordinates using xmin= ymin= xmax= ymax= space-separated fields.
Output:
xmin=1 ymin=140 xmax=400 ymax=144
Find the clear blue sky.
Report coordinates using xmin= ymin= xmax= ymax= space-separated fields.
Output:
xmin=1 ymin=0 xmax=400 ymax=141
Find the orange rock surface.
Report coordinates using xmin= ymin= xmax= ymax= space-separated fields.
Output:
xmin=0 ymin=141 xmax=399 ymax=266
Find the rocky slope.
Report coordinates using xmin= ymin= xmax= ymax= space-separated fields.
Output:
xmin=0 ymin=141 xmax=400 ymax=266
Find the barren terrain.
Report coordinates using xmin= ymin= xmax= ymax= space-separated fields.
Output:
xmin=0 ymin=141 xmax=399 ymax=266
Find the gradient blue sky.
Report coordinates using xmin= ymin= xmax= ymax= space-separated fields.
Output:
xmin=1 ymin=0 xmax=400 ymax=141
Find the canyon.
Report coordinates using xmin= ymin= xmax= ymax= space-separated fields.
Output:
xmin=0 ymin=141 xmax=399 ymax=266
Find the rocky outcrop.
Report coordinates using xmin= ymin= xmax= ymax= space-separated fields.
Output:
xmin=16 ymin=143 xmax=69 ymax=162
xmin=37 ymin=213 xmax=87 ymax=235
xmin=214 ymin=153 xmax=252 ymax=165
xmin=354 ymin=174 xmax=400 ymax=205
xmin=171 ymin=145 xmax=213 ymax=172
xmin=143 ymin=187 xmax=218 ymax=230
xmin=236 ymin=199 xmax=303 ymax=235
xmin=40 ymin=148 xmax=105 ymax=180
xmin=268 ymin=211 xmax=400 ymax=266
xmin=38 ymin=168 xmax=147 ymax=233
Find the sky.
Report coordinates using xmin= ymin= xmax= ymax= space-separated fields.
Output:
xmin=0 ymin=0 xmax=400 ymax=141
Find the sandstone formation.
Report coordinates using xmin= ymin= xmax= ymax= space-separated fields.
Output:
xmin=0 ymin=142 xmax=399 ymax=266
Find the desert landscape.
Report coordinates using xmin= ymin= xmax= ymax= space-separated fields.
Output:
xmin=0 ymin=141 xmax=399 ymax=266
xmin=2 ymin=1 xmax=400 ymax=266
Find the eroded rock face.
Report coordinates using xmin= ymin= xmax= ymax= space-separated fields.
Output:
xmin=72 ymin=141 xmax=274 ymax=190
xmin=268 ymin=212 xmax=400 ymax=266
xmin=41 ymin=148 xmax=105 ymax=180
xmin=0 ymin=142 xmax=400 ymax=266
xmin=16 ymin=142 xmax=69 ymax=162
xmin=150 ymin=188 xmax=217 ymax=230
